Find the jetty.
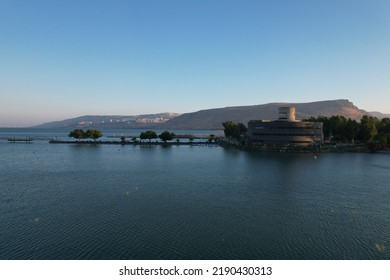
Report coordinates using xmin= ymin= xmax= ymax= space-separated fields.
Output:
xmin=49 ymin=139 xmax=220 ymax=146
xmin=7 ymin=137 xmax=33 ymax=143
xmin=107 ymin=134 xmax=224 ymax=140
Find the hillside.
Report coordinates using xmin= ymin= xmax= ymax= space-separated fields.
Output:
xmin=34 ymin=113 xmax=180 ymax=129
xmin=34 ymin=99 xmax=380 ymax=130
xmin=369 ymin=111 xmax=390 ymax=119
xmin=161 ymin=99 xmax=369 ymax=130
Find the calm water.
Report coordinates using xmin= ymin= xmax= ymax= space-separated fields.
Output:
xmin=0 ymin=129 xmax=389 ymax=259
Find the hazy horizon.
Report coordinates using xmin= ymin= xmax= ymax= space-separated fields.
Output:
xmin=0 ymin=98 xmax=388 ymax=129
xmin=1 ymin=0 xmax=390 ymax=127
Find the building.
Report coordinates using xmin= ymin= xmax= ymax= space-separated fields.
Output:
xmin=248 ymin=107 xmax=323 ymax=146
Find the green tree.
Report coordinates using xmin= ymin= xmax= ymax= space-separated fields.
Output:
xmin=68 ymin=129 xmax=86 ymax=140
xmin=306 ymin=116 xmax=331 ymax=140
xmin=378 ymin=118 xmax=390 ymax=148
xmin=222 ymin=121 xmax=247 ymax=144
xmin=223 ymin=121 xmax=239 ymax=140
xmin=237 ymin=123 xmax=248 ymax=134
xmin=140 ymin=130 xmax=157 ymax=142
xmin=359 ymin=115 xmax=379 ymax=143
xmin=377 ymin=134 xmax=388 ymax=148
xmin=85 ymin=129 xmax=103 ymax=141
xmin=345 ymin=119 xmax=359 ymax=143
xmin=379 ymin=118 xmax=390 ymax=134
xmin=329 ymin=115 xmax=347 ymax=141
xmin=158 ymin=131 xmax=176 ymax=142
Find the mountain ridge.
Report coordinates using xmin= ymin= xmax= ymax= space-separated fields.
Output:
xmin=34 ymin=113 xmax=180 ymax=129
xmin=160 ymin=99 xmax=369 ymax=129
xmin=33 ymin=99 xmax=385 ymax=130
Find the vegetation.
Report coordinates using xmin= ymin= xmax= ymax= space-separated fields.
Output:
xmin=305 ymin=115 xmax=390 ymax=150
xmin=158 ymin=131 xmax=176 ymax=142
xmin=222 ymin=121 xmax=248 ymax=144
xmin=68 ymin=129 xmax=103 ymax=141
xmin=68 ymin=129 xmax=85 ymax=140
xmin=85 ymin=129 xmax=103 ymax=141
xmin=140 ymin=130 xmax=157 ymax=142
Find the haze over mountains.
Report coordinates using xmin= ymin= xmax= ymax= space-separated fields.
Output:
xmin=34 ymin=99 xmax=389 ymax=130
xmin=35 ymin=113 xmax=180 ymax=129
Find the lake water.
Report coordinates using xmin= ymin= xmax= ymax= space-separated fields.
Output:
xmin=0 ymin=129 xmax=389 ymax=259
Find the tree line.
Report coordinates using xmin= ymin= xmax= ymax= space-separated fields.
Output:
xmin=305 ymin=115 xmax=390 ymax=147
xmin=68 ymin=129 xmax=177 ymax=142
xmin=68 ymin=129 xmax=219 ymax=143
xmin=222 ymin=115 xmax=390 ymax=150
xmin=139 ymin=130 xmax=176 ymax=142
xmin=138 ymin=130 xmax=216 ymax=143
xmin=68 ymin=129 xmax=103 ymax=141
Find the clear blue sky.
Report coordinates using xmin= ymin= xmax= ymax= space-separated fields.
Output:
xmin=1 ymin=0 xmax=389 ymax=126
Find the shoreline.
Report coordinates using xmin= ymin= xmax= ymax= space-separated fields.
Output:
xmin=47 ymin=139 xmax=390 ymax=153
xmin=219 ymin=141 xmax=390 ymax=153
xmin=48 ymin=139 xmax=218 ymax=146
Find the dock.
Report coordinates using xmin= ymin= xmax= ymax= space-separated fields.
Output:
xmin=7 ymin=137 xmax=33 ymax=143
xmin=107 ymin=134 xmax=224 ymax=140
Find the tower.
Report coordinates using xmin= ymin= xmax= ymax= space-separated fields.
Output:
xmin=278 ymin=107 xmax=296 ymax=122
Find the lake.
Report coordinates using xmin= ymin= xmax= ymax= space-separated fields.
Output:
xmin=0 ymin=129 xmax=389 ymax=259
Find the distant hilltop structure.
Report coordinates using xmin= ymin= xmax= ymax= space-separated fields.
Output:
xmin=248 ymin=106 xmax=323 ymax=146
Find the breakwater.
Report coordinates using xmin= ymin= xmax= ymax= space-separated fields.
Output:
xmin=49 ymin=139 xmax=219 ymax=146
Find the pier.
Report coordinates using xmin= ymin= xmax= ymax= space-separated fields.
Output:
xmin=49 ymin=139 xmax=220 ymax=146
xmin=7 ymin=137 xmax=33 ymax=143
xmin=107 ymin=134 xmax=224 ymax=140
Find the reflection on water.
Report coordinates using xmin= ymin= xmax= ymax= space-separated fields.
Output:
xmin=0 ymin=140 xmax=389 ymax=259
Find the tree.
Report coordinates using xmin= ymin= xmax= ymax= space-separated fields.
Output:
xmin=359 ymin=115 xmax=379 ymax=143
xmin=345 ymin=119 xmax=359 ymax=143
xmin=68 ymin=129 xmax=86 ymax=140
xmin=68 ymin=129 xmax=103 ymax=141
xmin=329 ymin=115 xmax=347 ymax=141
xmin=305 ymin=116 xmax=330 ymax=140
xmin=223 ymin=121 xmax=239 ymax=140
xmin=140 ymin=130 xmax=157 ymax=142
xmin=222 ymin=121 xmax=248 ymax=144
xmin=158 ymin=131 xmax=176 ymax=142
xmin=85 ymin=129 xmax=103 ymax=141
xmin=379 ymin=118 xmax=390 ymax=134
xmin=377 ymin=134 xmax=388 ymax=148
xmin=378 ymin=118 xmax=390 ymax=148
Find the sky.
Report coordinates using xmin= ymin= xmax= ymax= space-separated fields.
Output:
xmin=1 ymin=0 xmax=389 ymax=127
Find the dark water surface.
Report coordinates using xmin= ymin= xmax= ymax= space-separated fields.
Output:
xmin=1 ymin=133 xmax=389 ymax=259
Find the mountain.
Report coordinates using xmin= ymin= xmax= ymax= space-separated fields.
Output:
xmin=160 ymin=99 xmax=369 ymax=130
xmin=369 ymin=111 xmax=390 ymax=119
xmin=34 ymin=113 xmax=180 ymax=129
xmin=34 ymin=99 xmax=383 ymax=130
